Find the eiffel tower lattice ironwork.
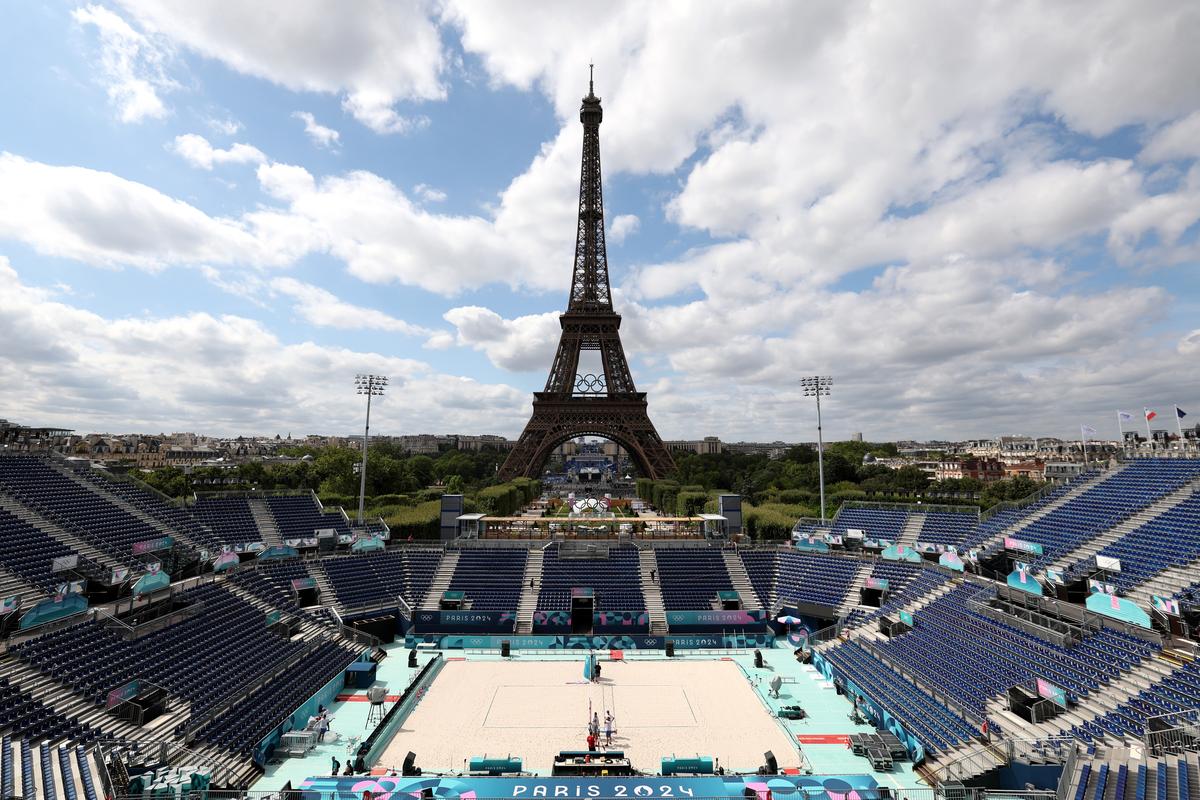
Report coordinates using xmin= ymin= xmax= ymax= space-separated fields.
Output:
xmin=498 ymin=73 xmax=676 ymax=481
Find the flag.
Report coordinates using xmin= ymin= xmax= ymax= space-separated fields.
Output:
xmin=1145 ymin=409 xmax=1158 ymax=421
xmin=1081 ymin=424 xmax=1097 ymax=436
xmin=1178 ymin=407 xmax=1188 ymax=419
xmin=1118 ymin=410 xmax=1133 ymax=422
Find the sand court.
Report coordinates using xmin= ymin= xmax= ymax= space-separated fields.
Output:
xmin=379 ymin=657 xmax=800 ymax=774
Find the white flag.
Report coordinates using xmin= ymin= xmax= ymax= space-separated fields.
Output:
xmin=1117 ymin=410 xmax=1133 ymax=422
xmin=1081 ymin=424 xmax=1097 ymax=436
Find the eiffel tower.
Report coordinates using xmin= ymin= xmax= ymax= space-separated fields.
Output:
xmin=498 ymin=72 xmax=676 ymax=481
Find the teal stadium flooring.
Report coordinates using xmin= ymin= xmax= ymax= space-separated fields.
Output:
xmin=251 ymin=642 xmax=929 ymax=792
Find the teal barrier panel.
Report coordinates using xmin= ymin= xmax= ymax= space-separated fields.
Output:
xmin=468 ymin=755 xmax=523 ymax=775
xmin=19 ymin=592 xmax=88 ymax=629
xmin=212 ymin=551 xmax=240 ymax=572
xmin=1086 ymin=592 xmax=1151 ymax=628
xmin=661 ymin=755 xmax=714 ymax=775
xmin=1007 ymin=565 xmax=1044 ymax=596
xmin=939 ymin=552 xmax=965 ymax=571
xmin=131 ymin=570 xmax=170 ymax=597
xmin=258 ymin=545 xmax=301 ymax=561
xmin=882 ymin=543 xmax=922 ymax=563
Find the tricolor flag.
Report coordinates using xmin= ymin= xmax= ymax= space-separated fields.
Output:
xmin=1118 ymin=410 xmax=1134 ymax=422
xmin=1178 ymin=407 xmax=1188 ymax=419
xmin=1145 ymin=408 xmax=1158 ymax=421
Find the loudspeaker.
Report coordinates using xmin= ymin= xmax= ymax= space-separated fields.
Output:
xmin=402 ymin=751 xmax=419 ymax=776
xmin=501 ymin=640 xmax=511 ymax=658
xmin=665 ymin=640 xmax=675 ymax=657
xmin=763 ymin=751 xmax=778 ymax=775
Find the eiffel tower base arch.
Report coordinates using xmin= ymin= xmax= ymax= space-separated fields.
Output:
xmin=497 ymin=394 xmax=676 ymax=481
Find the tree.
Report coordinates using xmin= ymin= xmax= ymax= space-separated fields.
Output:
xmin=405 ymin=455 xmax=435 ymax=489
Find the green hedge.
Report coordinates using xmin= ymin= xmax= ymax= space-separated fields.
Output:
xmin=744 ymin=502 xmax=815 ymax=540
xmin=475 ymin=478 xmax=542 ymax=516
xmin=381 ymin=500 xmax=441 ymax=539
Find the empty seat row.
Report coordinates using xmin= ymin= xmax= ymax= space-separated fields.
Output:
xmin=321 ymin=549 xmax=441 ymax=610
xmin=537 ymin=545 xmax=644 ymax=612
xmin=449 ymin=549 xmax=527 ymax=610
xmin=654 ymin=548 xmax=733 ymax=610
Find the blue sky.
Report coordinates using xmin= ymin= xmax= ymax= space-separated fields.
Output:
xmin=0 ymin=1 xmax=1197 ymax=442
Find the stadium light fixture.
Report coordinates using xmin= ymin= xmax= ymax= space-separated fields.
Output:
xmin=354 ymin=374 xmax=388 ymax=525
xmin=800 ymin=376 xmax=833 ymax=522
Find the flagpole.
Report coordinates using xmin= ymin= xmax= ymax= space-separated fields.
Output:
xmin=1177 ymin=406 xmax=1185 ymax=444
xmin=1081 ymin=425 xmax=1090 ymax=469
xmin=1116 ymin=410 xmax=1123 ymax=440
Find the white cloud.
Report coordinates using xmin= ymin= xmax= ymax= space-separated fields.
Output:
xmin=72 ymin=4 xmax=177 ymax=123
xmin=292 ymin=111 xmax=341 ymax=149
xmin=1181 ymin=330 xmax=1200 ymax=356
xmin=341 ymin=93 xmax=430 ymax=135
xmin=270 ymin=277 xmax=431 ymax=336
xmin=1143 ymin=111 xmax=1200 ymax=163
xmin=0 ymin=151 xmax=562 ymax=295
xmin=413 ymin=183 xmax=447 ymax=203
xmin=442 ymin=306 xmax=560 ymax=372
xmin=204 ymin=115 xmax=242 ymax=136
xmin=252 ymin=161 xmax=566 ymax=294
xmin=0 ymin=152 xmax=311 ymax=270
xmin=170 ymin=133 xmax=266 ymax=170
xmin=448 ymin=1 xmax=1200 ymax=293
xmin=115 ymin=0 xmax=446 ymax=132
xmin=619 ymin=255 xmax=1198 ymax=440
xmin=609 ymin=214 xmax=639 ymax=244
xmin=0 ymin=257 xmax=527 ymax=435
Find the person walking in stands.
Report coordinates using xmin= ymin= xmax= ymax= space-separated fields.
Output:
xmin=650 ymin=568 xmax=656 ymax=582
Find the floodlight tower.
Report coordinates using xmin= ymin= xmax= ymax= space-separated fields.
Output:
xmin=354 ymin=374 xmax=388 ymax=525
xmin=800 ymin=376 xmax=833 ymax=522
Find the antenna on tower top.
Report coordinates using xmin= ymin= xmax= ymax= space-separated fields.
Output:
xmin=589 ymin=63 xmax=594 ymax=95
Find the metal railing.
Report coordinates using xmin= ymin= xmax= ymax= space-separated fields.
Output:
xmin=927 ymin=736 xmax=1077 ymax=785
xmin=967 ymin=597 xmax=1077 ymax=647
xmin=338 ymin=624 xmax=382 ymax=649
xmin=1145 ymin=707 xmax=1200 ymax=756
xmin=96 ymin=598 xmax=208 ymax=640
xmin=977 ymin=484 xmax=1058 ymax=523
xmin=1056 ymin=738 xmax=1081 ymax=800
xmin=842 ymin=499 xmax=981 ymax=518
